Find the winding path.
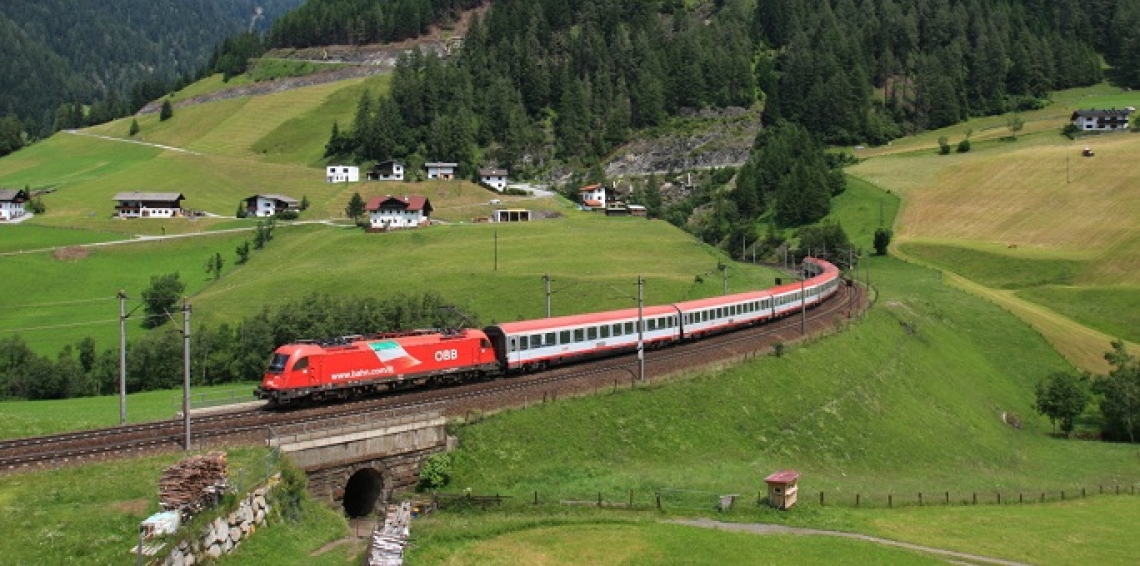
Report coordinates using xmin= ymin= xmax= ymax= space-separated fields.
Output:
xmin=62 ymin=129 xmax=203 ymax=156
xmin=673 ymin=518 xmax=1029 ymax=565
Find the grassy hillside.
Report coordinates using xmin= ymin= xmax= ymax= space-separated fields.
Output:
xmin=848 ymin=86 xmax=1140 ymax=370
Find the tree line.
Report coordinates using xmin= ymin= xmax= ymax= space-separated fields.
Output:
xmin=0 ymin=290 xmax=473 ymax=401
xmin=1034 ymin=341 xmax=1140 ymax=442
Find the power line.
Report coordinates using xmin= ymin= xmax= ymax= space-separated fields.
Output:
xmin=0 ymin=296 xmax=119 ymax=310
xmin=0 ymin=319 xmax=120 ymax=334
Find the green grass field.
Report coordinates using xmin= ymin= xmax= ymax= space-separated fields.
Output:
xmin=848 ymin=86 xmax=1140 ymax=371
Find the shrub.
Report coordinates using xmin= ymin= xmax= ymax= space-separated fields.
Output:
xmin=417 ymin=453 xmax=452 ymax=491
xmin=276 ymin=209 xmax=299 ymax=220
xmin=938 ymin=136 xmax=951 ymax=155
xmin=956 ymin=139 xmax=971 ymax=153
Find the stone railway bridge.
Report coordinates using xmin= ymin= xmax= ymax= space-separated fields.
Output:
xmin=269 ymin=411 xmax=448 ymax=517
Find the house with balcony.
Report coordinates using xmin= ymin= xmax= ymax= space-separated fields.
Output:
xmin=112 ymin=192 xmax=185 ymax=218
xmin=425 ymin=162 xmax=457 ymax=180
xmin=244 ymin=194 xmax=299 ymax=217
xmin=367 ymin=160 xmax=405 ymax=181
xmin=366 ymin=195 xmax=433 ymax=231
xmin=1071 ymin=107 xmax=1134 ymax=131
xmin=0 ymin=188 xmax=29 ymax=221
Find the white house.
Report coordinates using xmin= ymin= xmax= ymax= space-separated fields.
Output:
xmin=424 ymin=162 xmax=458 ymax=180
xmin=0 ymin=189 xmax=29 ymax=221
xmin=244 ymin=194 xmax=299 ymax=217
xmin=366 ymin=195 xmax=433 ymax=231
xmin=367 ymin=160 xmax=405 ymax=181
xmin=1071 ymin=108 xmax=1134 ymax=131
xmin=479 ymin=168 xmax=509 ymax=191
xmin=112 ymin=192 xmax=185 ymax=218
xmin=327 ymin=165 xmax=360 ymax=183
xmin=579 ymin=183 xmax=606 ymax=210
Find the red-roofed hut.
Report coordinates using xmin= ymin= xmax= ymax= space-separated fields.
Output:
xmin=764 ymin=470 xmax=799 ymax=510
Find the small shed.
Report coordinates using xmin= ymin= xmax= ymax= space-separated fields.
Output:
xmin=494 ymin=209 xmax=531 ymax=222
xmin=764 ymin=470 xmax=799 ymax=510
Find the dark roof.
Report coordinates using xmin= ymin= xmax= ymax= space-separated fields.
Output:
xmin=424 ymin=162 xmax=458 ymax=168
xmin=1071 ymin=108 xmax=1134 ymax=118
xmin=0 ymin=189 xmax=28 ymax=202
xmin=112 ymin=191 xmax=185 ymax=202
xmin=366 ymin=195 xmax=432 ymax=213
xmin=480 ymin=168 xmax=508 ymax=176
xmin=374 ymin=160 xmax=405 ymax=167
xmin=247 ymin=194 xmax=298 ymax=205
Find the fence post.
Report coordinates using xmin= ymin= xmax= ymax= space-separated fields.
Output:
xmin=997 ymin=492 xmax=1001 ymax=505
xmin=656 ymin=492 xmax=661 ymax=510
xmin=1082 ymin=487 xmax=1086 ymax=498
xmin=820 ymin=491 xmax=824 ymax=506
xmin=856 ymin=493 xmax=860 ymax=507
xmin=972 ymin=492 xmax=976 ymax=505
xmin=1100 ymin=485 xmax=1103 ymax=495
xmin=1061 ymin=491 xmax=1065 ymax=501
xmin=597 ymin=492 xmax=602 ymax=507
xmin=1117 ymin=485 xmax=1121 ymax=495
xmin=614 ymin=379 xmax=618 ymax=393
xmin=1019 ymin=493 xmax=1023 ymax=504
xmin=945 ymin=491 xmax=949 ymax=505
xmin=630 ymin=489 xmax=634 ymax=508
xmin=534 ymin=491 xmax=538 ymax=505
xmin=1040 ymin=492 xmax=1044 ymax=503
xmin=918 ymin=492 xmax=922 ymax=506
xmin=888 ymin=494 xmax=892 ymax=508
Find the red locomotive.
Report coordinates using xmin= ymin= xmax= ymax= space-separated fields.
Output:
xmin=256 ymin=329 xmax=498 ymax=404
xmin=257 ymin=258 xmax=843 ymax=405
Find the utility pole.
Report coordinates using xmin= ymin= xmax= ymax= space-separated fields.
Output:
xmin=118 ymin=291 xmax=127 ymax=425
xmin=637 ymin=275 xmax=645 ymax=382
xmin=720 ymin=263 xmax=728 ymax=295
xmin=544 ymin=273 xmax=552 ymax=318
xmin=182 ymin=298 xmax=192 ymax=451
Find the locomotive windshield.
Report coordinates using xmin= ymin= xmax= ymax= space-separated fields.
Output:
xmin=267 ymin=353 xmax=290 ymax=374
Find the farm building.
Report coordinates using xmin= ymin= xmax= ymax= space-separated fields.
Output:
xmin=579 ymin=184 xmax=606 ymax=210
xmin=367 ymin=160 xmax=405 ymax=182
xmin=366 ymin=195 xmax=433 ymax=231
xmin=493 ymin=209 xmax=531 ymax=222
xmin=244 ymin=194 xmax=299 ymax=217
xmin=1070 ymin=108 xmax=1134 ymax=131
xmin=0 ymin=188 xmax=29 ymax=221
xmin=479 ymin=168 xmax=509 ymax=191
xmin=425 ymin=162 xmax=458 ymax=180
xmin=327 ymin=165 xmax=360 ymax=183
xmin=112 ymin=192 xmax=185 ymax=219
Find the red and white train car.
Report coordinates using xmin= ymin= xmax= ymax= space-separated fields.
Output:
xmin=256 ymin=329 xmax=498 ymax=404
xmin=483 ymin=305 xmax=681 ymax=372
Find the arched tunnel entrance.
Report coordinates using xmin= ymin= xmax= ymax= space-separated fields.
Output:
xmin=343 ymin=467 xmax=385 ymax=518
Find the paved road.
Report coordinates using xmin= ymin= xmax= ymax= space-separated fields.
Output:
xmin=672 ymin=518 xmax=1029 ymax=566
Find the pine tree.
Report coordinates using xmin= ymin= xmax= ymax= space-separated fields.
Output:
xmin=159 ymin=99 xmax=173 ymax=121
xmin=128 ymin=119 xmax=140 ymax=136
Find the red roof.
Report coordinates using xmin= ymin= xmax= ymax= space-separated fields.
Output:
xmin=583 ymin=199 xmax=603 ymax=207
xmin=366 ymin=195 xmax=432 ymax=213
xmin=579 ymin=184 xmax=602 ymax=192
xmin=765 ymin=470 xmax=799 ymax=484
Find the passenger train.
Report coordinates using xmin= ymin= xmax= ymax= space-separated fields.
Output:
xmin=256 ymin=258 xmax=843 ymax=405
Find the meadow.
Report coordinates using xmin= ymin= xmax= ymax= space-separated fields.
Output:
xmin=848 ymin=87 xmax=1140 ymax=371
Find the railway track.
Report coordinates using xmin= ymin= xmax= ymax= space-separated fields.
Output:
xmin=0 ymin=282 xmax=864 ymax=472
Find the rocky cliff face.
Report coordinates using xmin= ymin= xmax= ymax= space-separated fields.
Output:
xmin=603 ymin=105 xmax=761 ymax=179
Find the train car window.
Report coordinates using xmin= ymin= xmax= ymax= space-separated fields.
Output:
xmin=702 ymin=311 xmax=709 ymax=322
xmin=293 ymin=357 xmax=309 ymax=371
xmin=588 ymin=327 xmax=598 ymax=340
xmin=601 ymin=326 xmax=610 ymax=338
xmin=268 ymin=353 xmax=289 ymax=373
xmin=509 ymin=337 xmax=518 ymax=352
xmin=625 ymin=322 xmax=634 ymax=334
xmin=647 ymin=319 xmax=656 ymax=331
xmin=560 ymin=330 xmax=571 ymax=344
xmin=532 ymin=334 xmax=544 ymax=347
xmin=545 ymin=332 xmax=555 ymax=346
xmin=520 ymin=336 xmax=529 ymax=350
xmin=574 ymin=329 xmax=584 ymax=342
xmin=613 ymin=323 xmax=622 ymax=336
xmin=482 ymin=339 xmax=491 ymax=348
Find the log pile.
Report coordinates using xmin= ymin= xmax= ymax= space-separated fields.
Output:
xmin=159 ymin=451 xmax=229 ymax=515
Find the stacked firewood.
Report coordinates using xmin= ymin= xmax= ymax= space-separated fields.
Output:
xmin=159 ymin=451 xmax=229 ymax=515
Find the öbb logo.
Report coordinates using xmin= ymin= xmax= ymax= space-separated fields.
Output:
xmin=434 ymin=349 xmax=459 ymax=362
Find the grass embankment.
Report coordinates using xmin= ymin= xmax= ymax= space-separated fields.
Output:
xmin=0 ymin=447 xmax=350 ymax=565
xmin=407 ymin=257 xmax=1140 ymax=564
xmin=848 ymin=87 xmax=1140 ymax=371
xmin=0 ymin=382 xmax=258 ymax=438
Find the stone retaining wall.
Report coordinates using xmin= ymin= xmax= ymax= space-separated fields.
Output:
xmin=160 ymin=481 xmax=274 ymax=565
